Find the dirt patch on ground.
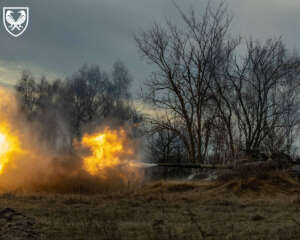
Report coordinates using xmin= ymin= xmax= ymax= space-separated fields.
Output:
xmin=0 ymin=208 xmax=40 ymax=240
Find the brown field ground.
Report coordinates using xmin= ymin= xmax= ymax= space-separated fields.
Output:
xmin=2 ymin=172 xmax=300 ymax=240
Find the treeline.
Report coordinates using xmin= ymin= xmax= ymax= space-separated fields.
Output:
xmin=14 ymin=2 xmax=300 ymax=165
xmin=136 ymin=2 xmax=300 ymax=164
xmin=15 ymin=61 xmax=142 ymax=151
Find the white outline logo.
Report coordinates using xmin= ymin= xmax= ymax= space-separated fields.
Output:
xmin=3 ymin=7 xmax=29 ymax=37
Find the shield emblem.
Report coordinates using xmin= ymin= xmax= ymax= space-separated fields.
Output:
xmin=3 ymin=7 xmax=29 ymax=37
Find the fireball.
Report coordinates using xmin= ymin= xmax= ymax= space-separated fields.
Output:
xmin=0 ymin=87 xmax=142 ymax=192
xmin=0 ymin=123 xmax=21 ymax=174
xmin=81 ymin=127 xmax=134 ymax=176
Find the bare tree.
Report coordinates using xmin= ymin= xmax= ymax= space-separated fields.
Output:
xmin=228 ymin=38 xmax=300 ymax=154
xmin=147 ymin=129 xmax=186 ymax=163
xmin=60 ymin=65 xmax=111 ymax=137
xmin=111 ymin=60 xmax=132 ymax=100
xmin=15 ymin=71 xmax=37 ymax=118
xmin=135 ymin=2 xmax=239 ymax=163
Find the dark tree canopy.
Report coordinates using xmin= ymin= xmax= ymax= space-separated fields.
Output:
xmin=15 ymin=61 xmax=142 ymax=145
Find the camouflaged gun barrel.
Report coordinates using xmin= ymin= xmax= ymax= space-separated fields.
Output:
xmin=156 ymin=163 xmax=232 ymax=169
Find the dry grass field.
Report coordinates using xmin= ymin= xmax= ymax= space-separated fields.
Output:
xmin=2 ymin=172 xmax=300 ymax=240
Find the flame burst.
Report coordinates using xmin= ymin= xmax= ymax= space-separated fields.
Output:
xmin=0 ymin=124 xmax=24 ymax=174
xmin=0 ymin=117 xmax=28 ymax=175
xmin=0 ymin=88 xmax=142 ymax=192
xmin=81 ymin=127 xmax=134 ymax=177
xmin=0 ymin=89 xmax=22 ymax=175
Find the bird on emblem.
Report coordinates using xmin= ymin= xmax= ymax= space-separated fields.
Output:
xmin=5 ymin=10 xmax=27 ymax=31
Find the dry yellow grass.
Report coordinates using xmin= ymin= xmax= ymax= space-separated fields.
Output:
xmin=2 ymin=174 xmax=300 ymax=239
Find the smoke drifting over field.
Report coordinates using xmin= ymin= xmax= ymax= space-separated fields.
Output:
xmin=0 ymin=88 xmax=143 ymax=193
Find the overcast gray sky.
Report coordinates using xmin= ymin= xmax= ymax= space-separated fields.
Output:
xmin=0 ymin=0 xmax=299 ymax=94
